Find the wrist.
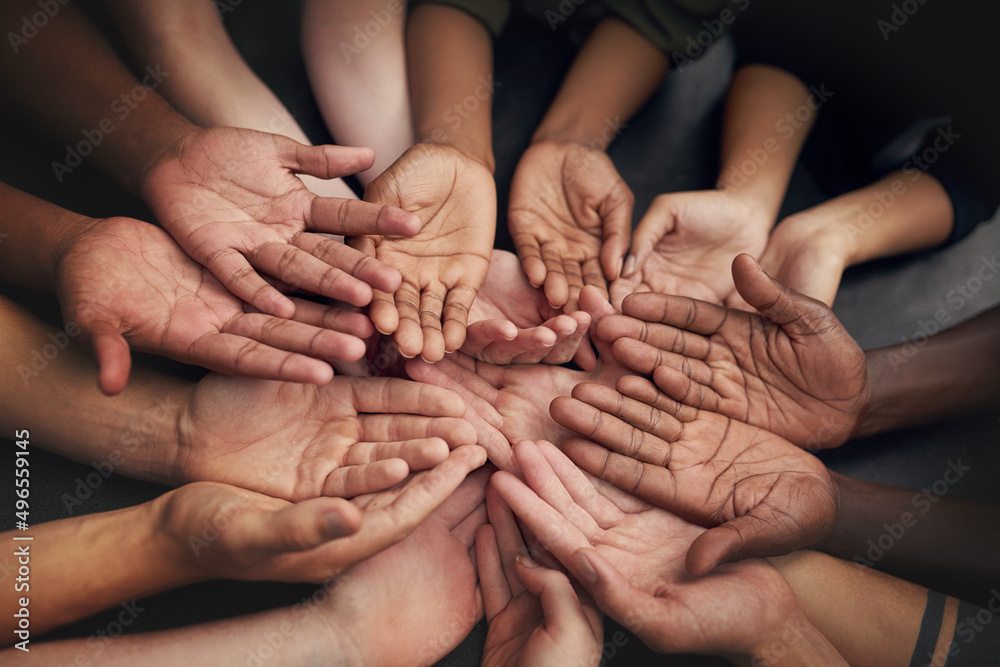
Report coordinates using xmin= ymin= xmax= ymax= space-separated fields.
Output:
xmin=531 ymin=118 xmax=623 ymax=152
xmin=134 ymin=120 xmax=202 ymax=198
xmin=853 ymin=348 xmax=888 ymax=439
xmin=714 ymin=186 xmax=775 ymax=239
xmin=743 ymin=607 xmax=844 ymax=666
xmin=413 ymin=132 xmax=495 ymax=173
xmin=715 ymin=176 xmax=784 ymax=233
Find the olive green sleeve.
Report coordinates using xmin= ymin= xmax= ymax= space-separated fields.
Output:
xmin=408 ymin=0 xmax=511 ymax=35
xmin=599 ymin=0 xmax=742 ymax=54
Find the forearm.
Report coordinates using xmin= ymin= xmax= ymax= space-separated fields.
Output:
xmin=717 ymin=65 xmax=817 ymax=229
xmin=0 ymin=502 xmax=194 ymax=640
xmin=0 ymin=295 xmax=188 ymax=484
xmin=302 ymin=0 xmax=413 ymax=186
xmin=858 ymin=305 xmax=1000 ymax=436
xmin=0 ymin=0 xmax=195 ymax=194
xmin=405 ymin=4 xmax=494 ymax=169
xmin=0 ymin=183 xmax=95 ymax=291
xmin=531 ymin=18 xmax=667 ymax=149
xmin=816 ymin=472 xmax=1000 ymax=602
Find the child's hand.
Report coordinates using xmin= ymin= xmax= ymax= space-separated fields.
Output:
xmin=508 ymin=140 xmax=633 ymax=313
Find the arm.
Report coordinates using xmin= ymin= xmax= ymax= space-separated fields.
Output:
xmin=510 ymin=18 xmax=660 ymax=309
xmin=103 ymin=0 xmax=355 ymax=198
xmin=756 ymin=170 xmax=954 ymax=306
xmin=858 ymin=304 xmax=1000 ymax=436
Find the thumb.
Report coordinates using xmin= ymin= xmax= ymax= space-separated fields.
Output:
xmin=731 ymin=253 xmax=829 ymax=335
xmin=570 ymin=548 xmax=647 ymax=628
xmin=516 ymin=555 xmax=593 ymax=633
xmin=276 ymin=137 xmax=376 ymax=181
xmin=686 ymin=514 xmax=790 ymax=576
xmin=599 ymin=183 xmax=634 ymax=281
xmin=623 ymin=197 xmax=676 ymax=277
xmin=82 ymin=321 xmax=132 ymax=396
xmin=256 ymin=497 xmax=362 ymax=555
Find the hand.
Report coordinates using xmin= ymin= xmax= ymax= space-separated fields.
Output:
xmin=140 ymin=126 xmax=419 ymax=318
xmin=600 ymin=253 xmax=869 ymax=449
xmin=177 ymin=374 xmax=479 ymax=501
xmin=354 ymin=143 xmax=496 ymax=362
xmin=550 ymin=375 xmax=837 ymax=574
xmin=509 ymin=140 xmax=633 ymax=311
xmin=612 ymin=189 xmax=768 ymax=308
xmin=465 ymin=250 xmax=593 ymax=367
xmin=492 ymin=440 xmax=810 ymax=659
xmin=54 ymin=216 xmax=375 ymax=395
xmin=157 ymin=443 xmax=485 ymax=583
xmin=316 ymin=468 xmax=490 ymax=667
xmin=406 ymin=286 xmax=630 ymax=472
xmin=478 ymin=483 xmax=602 ymax=667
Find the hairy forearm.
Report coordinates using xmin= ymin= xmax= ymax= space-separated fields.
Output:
xmin=817 ymin=472 xmax=1000 ymax=602
xmin=405 ymin=4 xmax=494 ymax=169
xmin=532 ymin=18 xmax=667 ymax=149
xmin=0 ymin=0 xmax=195 ymax=194
xmin=0 ymin=296 xmax=188 ymax=484
xmin=859 ymin=305 xmax=1000 ymax=436
xmin=717 ymin=65 xmax=818 ymax=229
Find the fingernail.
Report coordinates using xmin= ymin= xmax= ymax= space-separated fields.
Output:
xmin=573 ymin=550 xmax=598 ymax=584
xmin=623 ymin=255 xmax=636 ymax=277
xmin=515 ymin=554 xmax=538 ymax=568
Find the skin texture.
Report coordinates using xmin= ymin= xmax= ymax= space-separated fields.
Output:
xmin=140 ymin=128 xmax=420 ymax=319
xmin=162 ymin=445 xmax=486 ymax=583
xmin=491 ymin=441 xmax=815 ymax=658
xmin=406 ymin=286 xmax=630 ymax=472
xmin=509 ymin=140 xmax=633 ymax=312
xmin=55 ymin=216 xmax=375 ymax=394
xmin=176 ymin=374 xmax=479 ymax=500
xmin=551 ymin=374 xmax=838 ymax=575
xmin=601 ymin=254 xmax=869 ymax=450
xmin=354 ymin=143 xmax=497 ymax=362
xmin=478 ymin=484 xmax=602 ymax=667
xmin=613 ymin=189 xmax=768 ymax=309
xmin=465 ymin=250 xmax=594 ymax=367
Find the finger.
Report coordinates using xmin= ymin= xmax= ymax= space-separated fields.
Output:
xmin=621 ymin=291 xmax=728 ymax=336
xmin=208 ymin=249 xmax=296 ymax=319
xmin=561 ymin=258 xmax=586 ymax=313
xmin=516 ymin=556 xmax=595 ymax=638
xmin=595 ymin=315 xmax=711 ymax=361
xmin=511 ymin=231 xmax=547 ymax=289
xmin=563 ymin=438 xmax=676 ymax=512
xmin=611 ymin=338 xmax=717 ymax=385
xmin=476 ymin=524 xmax=512 ymax=621
xmin=485 ymin=483 xmax=527 ymax=597
xmin=540 ymin=245 xmax=569 ymax=309
xmin=346 ymin=438 xmax=451 ymax=470
xmin=581 ymin=256 xmax=609 ymax=297
xmin=443 ymin=285 xmax=477 ymax=353
xmin=731 ymin=253 xmax=835 ymax=336
xmin=308 ymin=196 xmax=421 ymax=238
xmin=226 ymin=313 xmax=367 ymax=362
xmin=405 ymin=356 xmax=501 ymax=407
xmin=512 ymin=441 xmax=603 ymax=538
xmin=463 ymin=318 xmax=519 ymax=357
xmin=253 ymin=496 xmax=363 ymax=553
xmin=617 ymin=374 xmax=700 ymax=424
xmin=494 ymin=328 xmax=558 ymax=366
xmin=572 ymin=333 xmax=598 ymax=372
xmin=356 ymin=415 xmax=478 ymax=448
xmin=278 ymin=141 xmax=376 ymax=180
xmin=599 ymin=188 xmax=633 ymax=281
xmin=321 ymin=458 xmax=410 ymax=498
xmin=291 ymin=233 xmax=403 ymax=294
xmin=491 ymin=470 xmax=592 ymax=565
xmin=186 ymin=333 xmax=334 ymax=384
xmin=535 ymin=441 xmax=624 ymax=528
xmin=624 ymin=200 xmax=676 ymax=277
xmin=287 ymin=297 xmax=374 ymax=338
xmin=433 ymin=464 xmax=491 ymax=530
xmin=393 ymin=281 xmax=423 ymax=358
xmin=345 ymin=376 xmax=467 ymax=417
xmin=541 ymin=312 xmax=589 ymax=366
xmin=251 ymin=242 xmax=373 ymax=308
xmin=81 ymin=320 xmax=132 ymax=396
xmin=651 ymin=365 xmax=721 ymax=414
xmin=419 ymin=287 xmax=447 ymax=362
xmin=452 ymin=501 xmax=488 ymax=548
xmin=549 ymin=391 xmax=675 ymax=465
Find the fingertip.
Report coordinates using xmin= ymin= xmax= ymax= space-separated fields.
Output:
xmin=94 ymin=333 xmax=131 ymax=396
